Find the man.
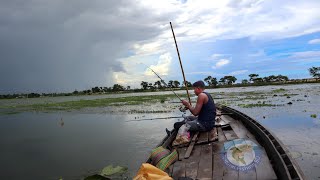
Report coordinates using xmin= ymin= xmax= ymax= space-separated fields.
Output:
xmin=179 ymin=80 xmax=216 ymax=132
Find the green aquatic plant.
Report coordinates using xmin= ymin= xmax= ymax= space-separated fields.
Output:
xmin=129 ymin=110 xmax=172 ymax=113
xmin=0 ymin=111 xmax=20 ymax=115
xmin=100 ymin=165 xmax=127 ymax=176
xmin=310 ymin=114 xmax=317 ymax=118
xmin=237 ymin=103 xmax=279 ymax=108
xmin=272 ymin=88 xmax=286 ymax=93
xmin=7 ymin=94 xmax=177 ymax=112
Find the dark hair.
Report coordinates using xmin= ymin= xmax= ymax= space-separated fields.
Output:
xmin=192 ymin=80 xmax=205 ymax=88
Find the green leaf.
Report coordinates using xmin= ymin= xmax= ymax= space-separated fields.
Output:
xmin=100 ymin=165 xmax=127 ymax=176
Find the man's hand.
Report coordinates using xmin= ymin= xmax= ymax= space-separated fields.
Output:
xmin=181 ymin=100 xmax=190 ymax=109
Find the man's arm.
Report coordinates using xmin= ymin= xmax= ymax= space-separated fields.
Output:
xmin=182 ymin=93 xmax=207 ymax=116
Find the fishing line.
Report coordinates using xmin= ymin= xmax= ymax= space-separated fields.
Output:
xmin=139 ymin=62 xmax=183 ymax=101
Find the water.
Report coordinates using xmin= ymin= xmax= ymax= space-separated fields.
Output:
xmin=0 ymin=83 xmax=319 ymax=179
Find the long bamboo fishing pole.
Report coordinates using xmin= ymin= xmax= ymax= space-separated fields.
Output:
xmin=170 ymin=22 xmax=192 ymax=105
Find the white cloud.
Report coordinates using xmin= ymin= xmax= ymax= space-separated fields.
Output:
xmin=308 ymin=38 xmax=320 ymax=44
xmin=288 ymin=51 xmax=320 ymax=63
xmin=211 ymin=54 xmax=225 ymax=59
xmin=290 ymin=51 xmax=320 ymax=59
xmin=229 ymin=70 xmax=249 ymax=75
xmin=212 ymin=59 xmax=231 ymax=69
xmin=249 ymin=50 xmax=265 ymax=57
xmin=145 ymin=53 xmax=172 ymax=76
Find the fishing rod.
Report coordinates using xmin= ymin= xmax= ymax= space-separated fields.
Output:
xmin=125 ymin=116 xmax=183 ymax=122
xmin=141 ymin=63 xmax=183 ymax=101
xmin=170 ymin=22 xmax=192 ymax=105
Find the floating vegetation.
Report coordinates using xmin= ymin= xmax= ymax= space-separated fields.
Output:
xmin=4 ymin=94 xmax=177 ymax=112
xmin=129 ymin=110 xmax=172 ymax=113
xmin=280 ymin=93 xmax=299 ymax=97
xmin=100 ymin=165 xmax=127 ymax=176
xmin=0 ymin=111 xmax=20 ymax=115
xmin=310 ymin=114 xmax=317 ymax=118
xmin=239 ymin=96 xmax=267 ymax=100
xmin=237 ymin=103 xmax=279 ymax=108
xmin=272 ymin=88 xmax=286 ymax=93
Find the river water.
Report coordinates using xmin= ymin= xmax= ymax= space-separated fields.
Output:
xmin=0 ymin=83 xmax=319 ymax=179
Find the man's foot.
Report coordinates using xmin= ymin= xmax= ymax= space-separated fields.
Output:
xmin=174 ymin=121 xmax=185 ymax=130
xmin=165 ymin=128 xmax=171 ymax=136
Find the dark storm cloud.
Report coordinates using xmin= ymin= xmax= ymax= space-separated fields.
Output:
xmin=0 ymin=0 xmax=172 ymax=93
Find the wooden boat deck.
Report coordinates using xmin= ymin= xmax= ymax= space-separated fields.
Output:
xmin=167 ymin=114 xmax=278 ymax=180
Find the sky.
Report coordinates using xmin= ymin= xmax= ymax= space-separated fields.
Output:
xmin=1 ymin=0 xmax=320 ymax=93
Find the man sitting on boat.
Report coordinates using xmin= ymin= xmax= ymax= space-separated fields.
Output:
xmin=177 ymin=80 xmax=216 ymax=132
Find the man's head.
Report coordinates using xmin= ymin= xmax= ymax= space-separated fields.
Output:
xmin=192 ymin=80 xmax=205 ymax=95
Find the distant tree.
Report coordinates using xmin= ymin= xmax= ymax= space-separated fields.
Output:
xmin=223 ymin=76 xmax=237 ymax=85
xmin=275 ymin=75 xmax=289 ymax=82
xmin=204 ymin=76 xmax=213 ymax=86
xmin=92 ymin=86 xmax=101 ymax=93
xmin=309 ymin=66 xmax=320 ymax=80
xmin=241 ymin=79 xmax=249 ymax=84
xmin=154 ymin=80 xmax=162 ymax=89
xmin=182 ymin=81 xmax=192 ymax=87
xmin=210 ymin=77 xmax=218 ymax=87
xmin=168 ymin=80 xmax=173 ymax=88
xmin=103 ymin=87 xmax=112 ymax=92
xmin=112 ymin=84 xmax=125 ymax=91
xmin=254 ymin=78 xmax=264 ymax=83
xmin=126 ymin=86 xmax=130 ymax=90
xmin=148 ymin=83 xmax=154 ymax=90
xmin=173 ymin=80 xmax=180 ymax=88
xmin=219 ymin=77 xmax=226 ymax=85
xmin=73 ymin=90 xmax=79 ymax=94
xmin=249 ymin=74 xmax=259 ymax=83
xmin=203 ymin=76 xmax=218 ymax=87
xmin=140 ymin=81 xmax=148 ymax=90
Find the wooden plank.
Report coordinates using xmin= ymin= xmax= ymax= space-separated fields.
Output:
xmin=185 ymin=145 xmax=201 ymax=179
xmin=166 ymin=164 xmax=174 ymax=176
xmin=254 ymin=146 xmax=277 ymax=180
xmin=229 ymin=121 xmax=249 ymax=139
xmin=221 ymin=140 xmax=239 ymax=180
xmin=172 ymin=158 xmax=186 ymax=179
xmin=223 ymin=129 xmax=238 ymax=141
xmin=197 ymin=144 xmax=213 ymax=179
xmin=233 ymin=139 xmax=257 ymax=180
xmin=239 ymin=169 xmax=256 ymax=180
xmin=212 ymin=141 xmax=226 ymax=154
xmin=221 ymin=115 xmax=233 ymax=123
xmin=229 ymin=120 xmax=259 ymax=144
xmin=217 ymin=127 xmax=227 ymax=142
xmin=178 ymin=147 xmax=187 ymax=161
xmin=209 ymin=127 xmax=218 ymax=142
xmin=213 ymin=153 xmax=224 ymax=180
xmin=184 ymin=132 xmax=199 ymax=159
xmin=196 ymin=131 xmax=209 ymax=144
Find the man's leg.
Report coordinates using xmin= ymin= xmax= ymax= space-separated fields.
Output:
xmin=186 ymin=119 xmax=206 ymax=132
xmin=174 ymin=115 xmax=197 ymax=130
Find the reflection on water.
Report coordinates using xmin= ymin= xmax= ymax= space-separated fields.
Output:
xmin=0 ymin=83 xmax=319 ymax=179
xmin=0 ymin=112 xmax=181 ymax=179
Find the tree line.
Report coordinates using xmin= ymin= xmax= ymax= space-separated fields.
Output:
xmin=1 ymin=66 xmax=319 ymax=99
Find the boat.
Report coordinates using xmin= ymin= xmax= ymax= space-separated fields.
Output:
xmin=145 ymin=104 xmax=305 ymax=180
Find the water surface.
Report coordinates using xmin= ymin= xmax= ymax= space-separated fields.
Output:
xmin=0 ymin=83 xmax=319 ymax=179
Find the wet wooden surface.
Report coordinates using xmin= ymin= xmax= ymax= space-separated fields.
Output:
xmin=170 ymin=115 xmax=278 ymax=180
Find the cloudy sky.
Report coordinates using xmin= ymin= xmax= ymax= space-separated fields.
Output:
xmin=1 ymin=0 xmax=320 ymax=93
